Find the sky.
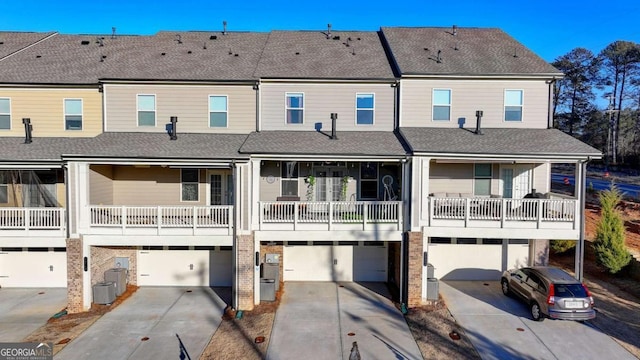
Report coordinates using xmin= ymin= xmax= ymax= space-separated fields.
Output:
xmin=1 ymin=0 xmax=639 ymax=63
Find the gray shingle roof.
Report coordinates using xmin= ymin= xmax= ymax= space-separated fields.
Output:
xmin=0 ymin=133 xmax=249 ymax=162
xmin=381 ymin=27 xmax=562 ymax=76
xmin=0 ymin=31 xmax=55 ymax=60
xmin=399 ymin=127 xmax=601 ymax=158
xmin=254 ymin=31 xmax=395 ymax=79
xmin=239 ymin=131 xmax=407 ymax=156
xmin=0 ymin=31 xmax=268 ymax=84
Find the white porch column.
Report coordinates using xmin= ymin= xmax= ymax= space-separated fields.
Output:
xmin=251 ymin=159 xmax=261 ymax=229
xmin=575 ymin=161 xmax=587 ymax=281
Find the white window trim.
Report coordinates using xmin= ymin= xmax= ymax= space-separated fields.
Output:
xmin=285 ymin=92 xmax=305 ymax=125
xmin=137 ymin=94 xmax=156 ymax=127
xmin=0 ymin=97 xmax=11 ymax=131
xmin=63 ymin=98 xmax=83 ymax=131
xmin=473 ymin=163 xmax=493 ymax=196
xmin=355 ymin=93 xmax=375 ymax=125
xmin=208 ymin=94 xmax=229 ymax=128
xmin=504 ymin=89 xmax=524 ymax=122
xmin=432 ymin=88 xmax=452 ymax=122
xmin=180 ymin=169 xmax=200 ymax=202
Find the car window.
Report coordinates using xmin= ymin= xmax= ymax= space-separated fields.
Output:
xmin=514 ymin=269 xmax=527 ymax=281
xmin=526 ymin=273 xmax=545 ymax=292
xmin=554 ymin=284 xmax=587 ymax=298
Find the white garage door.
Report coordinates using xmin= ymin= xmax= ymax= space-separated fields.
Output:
xmin=137 ymin=249 xmax=232 ymax=287
xmin=0 ymin=250 xmax=67 ymax=287
xmin=283 ymin=244 xmax=387 ymax=282
xmin=428 ymin=240 xmax=529 ymax=280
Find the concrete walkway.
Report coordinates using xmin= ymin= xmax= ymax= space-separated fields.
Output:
xmin=56 ymin=287 xmax=226 ymax=360
xmin=267 ymin=282 xmax=422 ymax=360
xmin=0 ymin=288 xmax=67 ymax=342
xmin=440 ymin=281 xmax=636 ymax=360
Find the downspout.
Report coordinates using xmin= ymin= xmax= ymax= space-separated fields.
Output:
xmin=63 ymin=163 xmax=70 ymax=239
xmin=547 ymin=78 xmax=557 ymax=129
xmin=393 ymin=80 xmax=400 ymax=128
xmin=400 ymin=156 xmax=409 ymax=306
xmin=575 ymin=157 xmax=590 ymax=281
xmin=255 ymin=81 xmax=261 ymax=132
xmin=231 ymin=159 xmax=240 ymax=310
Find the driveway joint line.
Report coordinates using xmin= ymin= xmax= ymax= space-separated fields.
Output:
xmin=335 ymin=283 xmax=344 ymax=358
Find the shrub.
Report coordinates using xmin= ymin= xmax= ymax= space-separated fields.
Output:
xmin=593 ymin=186 xmax=632 ymax=274
xmin=550 ymin=240 xmax=575 ymax=254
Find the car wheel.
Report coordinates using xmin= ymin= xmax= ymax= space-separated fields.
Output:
xmin=530 ymin=302 xmax=544 ymax=322
xmin=501 ymin=279 xmax=511 ymax=296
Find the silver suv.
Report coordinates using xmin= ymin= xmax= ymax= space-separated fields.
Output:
xmin=501 ymin=266 xmax=595 ymax=321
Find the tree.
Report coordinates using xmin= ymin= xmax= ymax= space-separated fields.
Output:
xmin=593 ymin=186 xmax=631 ymax=274
xmin=598 ymin=41 xmax=640 ymax=164
xmin=552 ymin=48 xmax=600 ymax=136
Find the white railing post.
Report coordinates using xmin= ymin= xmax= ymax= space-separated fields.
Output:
xmin=24 ymin=208 xmax=30 ymax=231
xmin=464 ymin=198 xmax=470 ymax=227
xmin=156 ymin=206 xmax=162 ymax=233
xmin=228 ymin=205 xmax=234 ymax=235
xmin=294 ymin=202 xmax=299 ymax=230
xmin=428 ymin=197 xmax=433 ymax=226
xmin=192 ymin=206 xmax=197 ymax=234
xmin=328 ymin=202 xmax=333 ymax=231
xmin=500 ymin=198 xmax=506 ymax=228
xmin=397 ymin=201 xmax=402 ymax=230
xmin=121 ymin=206 xmax=127 ymax=232
xmin=363 ymin=202 xmax=368 ymax=230
xmin=537 ymin=200 xmax=543 ymax=229
xmin=574 ymin=198 xmax=580 ymax=230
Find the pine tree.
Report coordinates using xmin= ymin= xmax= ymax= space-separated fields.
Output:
xmin=593 ymin=186 xmax=632 ymax=274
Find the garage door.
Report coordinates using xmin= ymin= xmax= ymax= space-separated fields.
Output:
xmin=283 ymin=244 xmax=387 ymax=282
xmin=137 ymin=249 xmax=232 ymax=287
xmin=428 ymin=240 xmax=529 ymax=280
xmin=0 ymin=250 xmax=67 ymax=287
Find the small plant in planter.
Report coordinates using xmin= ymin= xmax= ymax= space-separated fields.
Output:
xmin=305 ymin=175 xmax=316 ymax=201
xmin=340 ymin=176 xmax=350 ymax=201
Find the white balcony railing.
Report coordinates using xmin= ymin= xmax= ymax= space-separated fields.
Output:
xmin=428 ymin=197 xmax=578 ymax=228
xmin=88 ymin=205 xmax=233 ymax=235
xmin=0 ymin=207 xmax=66 ymax=232
xmin=258 ymin=201 xmax=402 ymax=231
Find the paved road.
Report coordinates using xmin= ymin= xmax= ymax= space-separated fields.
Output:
xmin=551 ymin=173 xmax=640 ymax=197
xmin=0 ymin=288 xmax=67 ymax=342
xmin=56 ymin=287 xmax=226 ymax=360
xmin=440 ymin=281 xmax=636 ymax=360
xmin=267 ymin=282 xmax=422 ymax=360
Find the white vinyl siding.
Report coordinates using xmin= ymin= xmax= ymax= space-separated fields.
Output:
xmin=137 ymin=94 xmax=156 ymax=126
xmin=0 ymin=98 xmax=10 ymax=130
xmin=64 ymin=99 xmax=83 ymax=130
xmin=432 ymin=89 xmax=451 ymax=121
xmin=356 ymin=93 xmax=374 ymax=125
xmin=504 ymin=90 xmax=523 ymax=122
xmin=400 ymin=79 xmax=547 ymax=128
xmin=181 ymin=169 xmax=199 ymax=202
xmin=285 ymin=93 xmax=304 ymax=124
xmin=209 ymin=95 xmax=228 ymax=127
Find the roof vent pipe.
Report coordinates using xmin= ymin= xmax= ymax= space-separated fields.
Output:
xmin=331 ymin=113 xmax=338 ymax=140
xmin=436 ymin=50 xmax=442 ymax=63
xmin=453 ymin=25 xmax=457 ymax=36
xmin=22 ymin=118 xmax=33 ymax=144
xmin=327 ymin=23 xmax=332 ymax=39
xmin=170 ymin=116 xmax=178 ymax=140
xmin=475 ymin=110 xmax=484 ymax=135
xmin=111 ymin=27 xmax=116 ymax=39
xmin=223 ymin=21 xmax=227 ymax=35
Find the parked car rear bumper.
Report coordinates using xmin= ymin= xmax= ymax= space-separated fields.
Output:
xmin=548 ymin=309 xmax=596 ymax=321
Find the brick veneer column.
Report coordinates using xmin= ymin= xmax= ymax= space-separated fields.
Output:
xmin=237 ymin=234 xmax=255 ymax=310
xmin=66 ymin=238 xmax=84 ymax=313
xmin=407 ymin=231 xmax=424 ymax=308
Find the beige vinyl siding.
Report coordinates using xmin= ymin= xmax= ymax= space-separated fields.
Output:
xmin=261 ymin=83 xmax=395 ymax=131
xmin=259 ymin=162 xmax=282 ymax=201
xmin=429 ymin=162 xmax=474 ymax=195
xmin=110 ymin=166 xmax=206 ymax=206
xmin=89 ymin=165 xmax=114 ymax=205
xmin=0 ymin=89 xmax=102 ymax=137
xmin=104 ymin=84 xmax=256 ymax=133
xmin=400 ymin=79 xmax=549 ymax=129
xmin=532 ymin=163 xmax=550 ymax=193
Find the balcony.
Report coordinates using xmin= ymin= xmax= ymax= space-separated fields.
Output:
xmin=0 ymin=207 xmax=66 ymax=236
xmin=88 ymin=205 xmax=233 ymax=236
xmin=427 ymin=196 xmax=579 ymax=238
xmin=258 ymin=201 xmax=402 ymax=232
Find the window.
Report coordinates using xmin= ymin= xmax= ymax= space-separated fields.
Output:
xmin=209 ymin=95 xmax=228 ymax=127
xmin=430 ymin=237 xmax=452 ymax=244
xmin=281 ymin=161 xmax=299 ymax=196
xmin=0 ymin=171 xmax=8 ymax=203
xmin=504 ymin=90 xmax=523 ymax=121
xmin=432 ymin=89 xmax=451 ymax=121
xmin=64 ymin=99 xmax=83 ymax=130
xmin=0 ymin=98 xmax=10 ymax=130
xmin=181 ymin=169 xmax=199 ymax=201
xmin=356 ymin=93 xmax=374 ymax=125
xmin=285 ymin=93 xmax=304 ymax=124
xmin=482 ymin=238 xmax=503 ymax=245
xmin=360 ymin=163 xmax=378 ymax=199
xmin=474 ymin=163 xmax=492 ymax=196
xmin=456 ymin=238 xmax=478 ymax=244
xmin=137 ymin=94 xmax=156 ymax=126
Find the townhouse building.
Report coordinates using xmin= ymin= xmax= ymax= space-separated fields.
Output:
xmin=0 ymin=26 xmax=600 ymax=312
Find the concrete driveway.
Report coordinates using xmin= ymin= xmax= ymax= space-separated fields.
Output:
xmin=267 ymin=282 xmax=422 ymax=360
xmin=0 ymin=288 xmax=67 ymax=341
xmin=56 ymin=287 xmax=227 ymax=360
xmin=440 ymin=281 xmax=636 ymax=360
